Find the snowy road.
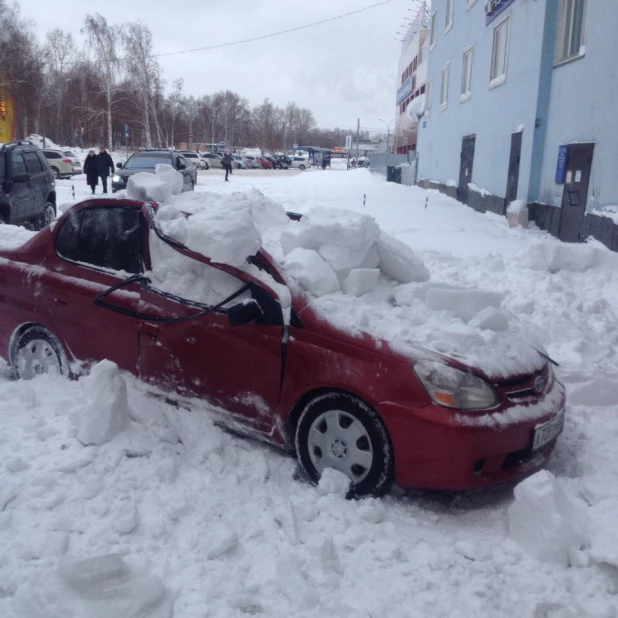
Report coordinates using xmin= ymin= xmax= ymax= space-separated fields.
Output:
xmin=2 ymin=169 xmax=618 ymax=617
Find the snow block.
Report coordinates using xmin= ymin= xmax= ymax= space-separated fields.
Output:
xmin=75 ymin=360 xmax=130 ymax=447
xmin=425 ymin=287 xmax=503 ymax=322
xmin=468 ymin=306 xmax=510 ymax=332
xmin=508 ymin=470 xmax=587 ymax=566
xmin=126 ymin=172 xmax=172 ymax=203
xmin=376 ymin=232 xmax=430 ymax=284
xmin=507 ymin=199 xmax=529 ymax=229
xmin=317 ymin=468 xmax=351 ymax=496
xmin=155 ymin=163 xmax=183 ymax=195
xmin=283 ymin=248 xmax=341 ymax=297
xmin=342 ymin=269 xmax=380 ymax=296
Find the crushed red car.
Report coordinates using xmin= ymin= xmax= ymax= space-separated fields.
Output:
xmin=0 ymin=198 xmax=566 ymax=497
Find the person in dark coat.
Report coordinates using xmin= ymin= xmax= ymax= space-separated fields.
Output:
xmin=83 ymin=150 xmax=99 ymax=194
xmin=222 ymin=152 xmax=233 ymax=181
xmin=96 ymin=147 xmax=115 ymax=194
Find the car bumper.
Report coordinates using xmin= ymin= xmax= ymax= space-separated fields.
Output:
xmin=111 ymin=181 xmax=127 ymax=193
xmin=379 ymin=380 xmax=566 ymax=490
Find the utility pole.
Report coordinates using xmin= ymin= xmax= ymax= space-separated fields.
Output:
xmin=355 ymin=118 xmax=360 ymax=160
xmin=282 ymin=122 xmax=287 ymax=154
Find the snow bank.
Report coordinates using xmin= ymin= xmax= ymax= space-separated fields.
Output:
xmin=27 ymin=133 xmax=61 ymax=150
xmin=508 ymin=471 xmax=587 ymax=566
xmin=526 ymin=239 xmax=602 ymax=273
xmin=74 ymin=361 xmax=130 ymax=446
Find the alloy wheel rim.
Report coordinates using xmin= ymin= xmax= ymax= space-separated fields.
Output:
xmin=307 ymin=410 xmax=373 ymax=483
xmin=45 ymin=205 xmax=55 ymax=226
xmin=17 ymin=339 xmax=61 ymax=379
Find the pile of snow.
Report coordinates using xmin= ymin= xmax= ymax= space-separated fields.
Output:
xmin=72 ymin=360 xmax=130 ymax=447
xmin=126 ymin=164 xmax=184 ymax=203
xmin=26 ymin=133 xmax=61 ymax=150
xmin=507 ymin=199 xmax=529 ymax=229
xmin=526 ymin=237 xmax=616 ymax=273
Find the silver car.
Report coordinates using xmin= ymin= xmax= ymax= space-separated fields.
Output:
xmin=181 ymin=151 xmax=208 ymax=170
xmin=201 ymin=153 xmax=224 ymax=169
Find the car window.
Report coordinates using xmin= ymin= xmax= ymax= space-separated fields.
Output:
xmin=24 ymin=151 xmax=43 ymax=174
xmin=36 ymin=151 xmax=49 ymax=170
xmin=123 ymin=155 xmax=171 ymax=170
xmin=56 ymin=207 xmax=142 ymax=274
xmin=43 ymin=151 xmax=61 ymax=159
xmin=12 ymin=153 xmax=27 ymax=176
xmin=0 ymin=153 xmax=5 ymax=182
xmin=63 ymin=151 xmax=74 ymax=157
xmin=147 ymin=230 xmax=250 ymax=308
xmin=176 ymin=156 xmax=187 ymax=168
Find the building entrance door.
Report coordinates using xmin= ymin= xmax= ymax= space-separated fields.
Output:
xmin=506 ymin=131 xmax=522 ymax=204
xmin=458 ymin=135 xmax=475 ymax=204
xmin=559 ymin=143 xmax=595 ymax=243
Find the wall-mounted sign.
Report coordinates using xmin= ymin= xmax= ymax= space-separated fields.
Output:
xmin=396 ymin=76 xmax=415 ymax=105
xmin=555 ymin=145 xmax=569 ymax=184
xmin=485 ymin=0 xmax=517 ymax=25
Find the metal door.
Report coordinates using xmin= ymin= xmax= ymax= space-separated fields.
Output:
xmin=458 ymin=136 xmax=476 ymax=204
xmin=559 ymin=143 xmax=594 ymax=243
xmin=506 ymin=131 xmax=522 ymax=204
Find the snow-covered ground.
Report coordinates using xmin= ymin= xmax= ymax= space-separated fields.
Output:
xmin=2 ymin=168 xmax=618 ymax=617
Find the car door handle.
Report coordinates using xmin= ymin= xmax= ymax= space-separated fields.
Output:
xmin=54 ymin=296 xmax=69 ymax=306
xmin=139 ymin=322 xmax=161 ymax=338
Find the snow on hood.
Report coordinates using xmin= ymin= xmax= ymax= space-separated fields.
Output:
xmin=125 ymin=172 xmax=547 ymax=376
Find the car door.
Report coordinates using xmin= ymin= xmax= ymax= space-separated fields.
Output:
xmin=137 ymin=230 xmax=284 ymax=431
xmin=42 ymin=205 xmax=145 ymax=373
xmin=23 ymin=150 xmax=46 ymax=217
xmin=9 ymin=152 xmax=31 ymax=223
xmin=174 ymin=155 xmax=192 ymax=190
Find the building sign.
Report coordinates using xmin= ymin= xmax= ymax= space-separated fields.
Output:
xmin=486 ymin=0 xmax=517 ymax=25
xmin=555 ymin=145 xmax=569 ymax=184
xmin=397 ymin=76 xmax=415 ymax=105
xmin=0 ymin=83 xmax=16 ymax=143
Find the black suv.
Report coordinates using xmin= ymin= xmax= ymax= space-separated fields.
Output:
xmin=0 ymin=141 xmax=56 ymax=229
xmin=112 ymin=149 xmax=197 ymax=193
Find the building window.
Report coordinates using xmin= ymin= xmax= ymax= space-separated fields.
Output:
xmin=490 ymin=16 xmax=510 ymax=88
xmin=557 ymin=0 xmax=587 ymax=63
xmin=430 ymin=10 xmax=438 ymax=48
xmin=445 ymin=0 xmax=454 ymax=33
xmin=440 ymin=64 xmax=450 ymax=111
xmin=461 ymin=45 xmax=474 ymax=102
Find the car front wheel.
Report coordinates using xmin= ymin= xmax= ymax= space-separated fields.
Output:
xmin=51 ymin=167 xmax=60 ymax=180
xmin=299 ymin=164 xmax=305 ymax=171
xmin=11 ymin=326 xmax=68 ymax=380
xmin=295 ymin=393 xmax=394 ymax=498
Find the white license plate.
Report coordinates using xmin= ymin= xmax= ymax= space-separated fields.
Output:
xmin=532 ymin=410 xmax=565 ymax=451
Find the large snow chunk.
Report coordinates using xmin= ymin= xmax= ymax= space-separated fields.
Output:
xmin=75 ymin=361 xmax=130 ymax=447
xmin=508 ymin=470 xmax=587 ymax=566
xmin=126 ymin=172 xmax=171 ymax=203
xmin=376 ymin=232 xmax=430 ymax=283
xmin=342 ymin=268 xmax=380 ymax=296
xmin=527 ymin=240 xmax=599 ymax=273
xmin=507 ymin=199 xmax=529 ymax=228
xmin=15 ymin=554 xmax=173 ymax=618
xmin=317 ymin=468 xmax=351 ymax=496
xmin=184 ymin=205 xmax=262 ymax=267
xmin=155 ymin=163 xmax=183 ymax=195
xmin=425 ymin=287 xmax=503 ymax=322
xmin=283 ymin=248 xmax=340 ymax=296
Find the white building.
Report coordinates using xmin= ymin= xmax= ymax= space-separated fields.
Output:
xmin=417 ymin=0 xmax=618 ymax=249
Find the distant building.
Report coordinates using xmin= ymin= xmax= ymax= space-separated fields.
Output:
xmin=394 ymin=2 xmax=430 ymax=155
xmin=417 ymin=0 xmax=618 ymax=249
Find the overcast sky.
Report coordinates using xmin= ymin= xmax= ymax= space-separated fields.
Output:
xmin=24 ymin=0 xmax=417 ymax=134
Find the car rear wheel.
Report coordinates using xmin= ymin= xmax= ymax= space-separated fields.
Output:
xmin=295 ymin=393 xmax=394 ymax=498
xmin=11 ymin=326 xmax=68 ymax=380
xmin=51 ymin=167 xmax=60 ymax=180
xmin=299 ymin=164 xmax=305 ymax=171
xmin=37 ymin=202 xmax=56 ymax=230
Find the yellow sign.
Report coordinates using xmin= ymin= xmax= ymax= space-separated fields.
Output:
xmin=0 ymin=83 xmax=16 ymax=143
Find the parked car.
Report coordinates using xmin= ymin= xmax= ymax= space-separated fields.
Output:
xmin=41 ymin=149 xmax=82 ymax=179
xmin=201 ymin=153 xmax=223 ymax=169
xmin=180 ymin=151 xmax=208 ymax=170
xmin=0 ymin=198 xmax=566 ymax=497
xmin=63 ymin=150 xmax=82 ymax=173
xmin=111 ymin=149 xmax=196 ymax=193
xmin=242 ymin=155 xmax=259 ymax=169
xmin=0 ymin=141 xmax=56 ymax=228
xmin=232 ymin=154 xmax=250 ymax=169
xmin=259 ymin=157 xmax=273 ymax=169
xmin=289 ymin=156 xmax=311 ymax=171
xmin=274 ymin=155 xmax=291 ymax=169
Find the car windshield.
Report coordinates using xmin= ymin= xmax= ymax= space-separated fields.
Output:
xmin=183 ymin=153 xmax=198 ymax=158
xmin=63 ymin=151 xmax=74 ymax=157
xmin=124 ymin=155 xmax=171 ymax=170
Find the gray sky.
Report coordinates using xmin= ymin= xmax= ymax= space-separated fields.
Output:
xmin=25 ymin=0 xmax=416 ymax=133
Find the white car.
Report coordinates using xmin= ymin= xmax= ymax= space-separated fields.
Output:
xmin=201 ymin=153 xmax=224 ymax=169
xmin=181 ymin=151 xmax=208 ymax=170
xmin=232 ymin=154 xmax=251 ymax=169
xmin=242 ymin=155 xmax=259 ymax=169
xmin=289 ymin=156 xmax=311 ymax=171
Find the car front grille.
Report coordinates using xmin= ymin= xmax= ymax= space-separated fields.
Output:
xmin=495 ymin=363 xmax=552 ymax=401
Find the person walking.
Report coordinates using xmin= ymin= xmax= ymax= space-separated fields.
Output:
xmin=96 ymin=147 xmax=115 ymax=194
xmin=322 ymin=155 xmax=327 ymax=171
xmin=84 ymin=150 xmax=99 ymax=194
xmin=222 ymin=152 xmax=233 ymax=181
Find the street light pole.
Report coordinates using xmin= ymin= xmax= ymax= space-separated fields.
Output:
xmin=379 ymin=118 xmax=394 ymax=155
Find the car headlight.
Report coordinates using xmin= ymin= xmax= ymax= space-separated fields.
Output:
xmin=112 ymin=174 xmax=122 ymax=183
xmin=413 ymin=361 xmax=500 ymax=410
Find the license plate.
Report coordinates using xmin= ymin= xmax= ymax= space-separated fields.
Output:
xmin=532 ymin=410 xmax=565 ymax=451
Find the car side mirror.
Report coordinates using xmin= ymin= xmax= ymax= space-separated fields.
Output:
xmin=228 ymin=299 xmax=263 ymax=327
xmin=117 ymin=162 xmax=123 ymax=169
xmin=177 ymin=163 xmax=186 ymax=170
xmin=14 ymin=172 xmax=30 ymax=183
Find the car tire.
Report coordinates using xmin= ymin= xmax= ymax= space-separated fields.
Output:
xmin=51 ymin=167 xmax=60 ymax=180
xmin=295 ymin=392 xmax=394 ymax=498
xmin=11 ymin=326 xmax=69 ymax=381
xmin=204 ymin=163 xmax=209 ymax=170
xmin=36 ymin=202 xmax=56 ymax=230
xmin=299 ymin=164 xmax=305 ymax=171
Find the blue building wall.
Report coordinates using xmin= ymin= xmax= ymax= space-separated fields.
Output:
xmin=538 ymin=0 xmax=618 ymax=212
xmin=418 ymin=0 xmax=549 ymax=202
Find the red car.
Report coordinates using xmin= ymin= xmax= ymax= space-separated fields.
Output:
xmin=0 ymin=199 xmax=566 ymax=497
xmin=259 ymin=157 xmax=273 ymax=169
